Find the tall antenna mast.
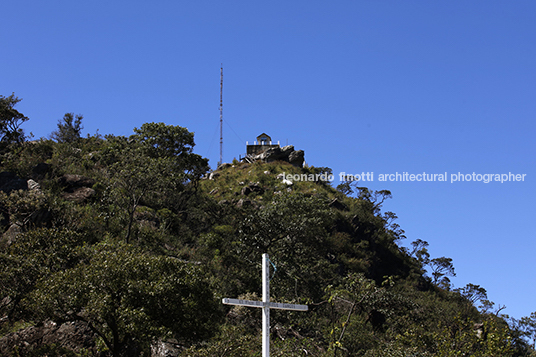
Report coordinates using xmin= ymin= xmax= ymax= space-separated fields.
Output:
xmin=218 ymin=65 xmax=223 ymax=167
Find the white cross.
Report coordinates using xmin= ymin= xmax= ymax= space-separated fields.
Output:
xmin=222 ymin=253 xmax=308 ymax=357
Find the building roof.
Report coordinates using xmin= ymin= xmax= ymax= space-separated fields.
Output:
xmin=256 ymin=133 xmax=271 ymax=141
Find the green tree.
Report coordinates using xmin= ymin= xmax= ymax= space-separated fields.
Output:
xmin=0 ymin=93 xmax=28 ymax=147
xmin=103 ymin=123 xmax=209 ymax=242
xmin=457 ymin=283 xmax=488 ymax=306
xmin=130 ymin=122 xmax=209 ymax=186
xmin=409 ymin=239 xmax=430 ymax=267
xmin=520 ymin=312 xmax=536 ymax=349
xmin=238 ymin=193 xmax=334 ymax=300
xmin=325 ymin=273 xmax=413 ymax=355
xmin=29 ymin=242 xmax=218 ymax=356
xmin=131 ymin=122 xmax=195 ymax=158
xmin=108 ymin=147 xmax=178 ymax=242
xmin=433 ymin=316 xmax=514 ymax=357
xmin=0 ymin=228 xmax=89 ymax=321
xmin=336 ymin=180 xmax=359 ymax=196
xmin=50 ymin=112 xmax=83 ymax=143
xmin=429 ymin=257 xmax=456 ymax=287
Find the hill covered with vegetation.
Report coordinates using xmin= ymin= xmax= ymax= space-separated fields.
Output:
xmin=1 ymin=94 xmax=535 ymax=356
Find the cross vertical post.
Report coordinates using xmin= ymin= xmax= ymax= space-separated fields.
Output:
xmin=262 ymin=253 xmax=270 ymax=357
xmin=222 ymin=254 xmax=308 ymax=357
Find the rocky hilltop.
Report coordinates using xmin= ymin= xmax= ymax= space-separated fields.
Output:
xmin=0 ymin=124 xmax=532 ymax=357
xmin=240 ymin=144 xmax=305 ymax=167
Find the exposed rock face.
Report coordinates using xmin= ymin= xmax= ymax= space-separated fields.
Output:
xmin=242 ymin=145 xmax=305 ymax=167
xmin=0 ymin=321 xmax=100 ymax=356
xmin=27 ymin=179 xmax=41 ymax=191
xmin=134 ymin=208 xmax=160 ymax=229
xmin=328 ymin=198 xmax=349 ymax=211
xmin=217 ymin=163 xmax=232 ymax=170
xmin=61 ymin=187 xmax=96 ymax=203
xmin=0 ymin=175 xmax=50 ymax=245
xmin=260 ymin=146 xmax=291 ymax=162
xmin=208 ymin=171 xmax=221 ymax=180
xmin=236 ymin=198 xmax=259 ymax=209
xmin=1 ymin=223 xmax=23 ymax=245
xmin=58 ymin=174 xmax=96 ymax=203
xmin=240 ymin=186 xmax=252 ymax=196
xmin=276 ymin=173 xmax=293 ymax=186
xmin=32 ymin=162 xmax=52 ymax=179
xmin=58 ymin=174 xmax=96 ymax=188
xmin=241 ymin=183 xmax=264 ymax=196
xmin=288 ymin=150 xmax=305 ymax=167
xmin=151 ymin=339 xmax=183 ymax=357
xmin=0 ymin=172 xmax=27 ymax=193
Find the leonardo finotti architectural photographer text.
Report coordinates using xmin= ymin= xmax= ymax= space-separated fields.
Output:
xmin=280 ymin=172 xmax=526 ymax=183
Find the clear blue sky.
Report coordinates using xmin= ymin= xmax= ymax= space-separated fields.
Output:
xmin=2 ymin=1 xmax=535 ymax=321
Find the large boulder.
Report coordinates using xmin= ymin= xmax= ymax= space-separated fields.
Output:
xmin=58 ymin=174 xmax=96 ymax=188
xmin=1 ymin=223 xmax=23 ymax=246
xmin=246 ymin=145 xmax=305 ymax=167
xmin=32 ymin=163 xmax=52 ymax=179
xmin=258 ymin=147 xmax=283 ymax=162
xmin=151 ymin=339 xmax=183 ymax=357
xmin=58 ymin=174 xmax=96 ymax=203
xmin=216 ymin=163 xmax=232 ymax=170
xmin=61 ymin=187 xmax=96 ymax=203
xmin=27 ymin=179 xmax=41 ymax=191
xmin=328 ymin=198 xmax=349 ymax=211
xmin=288 ymin=150 xmax=305 ymax=167
xmin=0 ymin=172 xmax=27 ymax=193
xmin=0 ymin=321 xmax=100 ymax=356
xmin=241 ymin=182 xmax=264 ymax=196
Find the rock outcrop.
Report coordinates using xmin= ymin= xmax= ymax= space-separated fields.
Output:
xmin=31 ymin=162 xmax=52 ymax=179
xmin=0 ymin=174 xmax=50 ymax=245
xmin=58 ymin=174 xmax=96 ymax=203
xmin=0 ymin=321 xmax=100 ymax=356
xmin=240 ymin=182 xmax=264 ymax=196
xmin=0 ymin=172 xmax=27 ymax=193
xmin=288 ymin=149 xmax=305 ymax=167
xmin=58 ymin=174 xmax=96 ymax=189
xmin=151 ymin=339 xmax=183 ymax=357
xmin=27 ymin=179 xmax=41 ymax=191
xmin=2 ymin=223 xmax=23 ymax=245
xmin=242 ymin=145 xmax=305 ymax=167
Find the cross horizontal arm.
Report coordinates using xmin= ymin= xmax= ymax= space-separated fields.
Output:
xmin=222 ymin=298 xmax=308 ymax=311
xmin=222 ymin=298 xmax=264 ymax=308
xmin=269 ymin=302 xmax=308 ymax=311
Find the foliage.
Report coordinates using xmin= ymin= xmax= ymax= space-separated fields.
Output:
xmin=0 ymin=228 xmax=90 ymax=320
xmin=179 ymin=325 xmax=260 ymax=357
xmin=96 ymin=123 xmax=211 ymax=242
xmin=108 ymin=147 xmax=180 ymax=242
xmin=0 ymin=110 xmax=532 ymax=356
xmin=238 ymin=193 xmax=335 ymax=301
xmin=432 ymin=316 xmax=514 ymax=356
xmin=519 ymin=312 xmax=536 ymax=349
xmin=130 ymin=122 xmax=209 ymax=183
xmin=456 ymin=283 xmax=488 ymax=306
xmin=0 ymin=139 xmax=54 ymax=178
xmin=325 ymin=273 xmax=415 ymax=355
xmin=28 ymin=242 xmax=219 ymax=356
xmin=409 ymin=239 xmax=430 ymax=267
xmin=429 ymin=257 xmax=456 ymax=288
xmin=50 ymin=113 xmax=84 ymax=143
xmin=0 ymin=93 xmax=28 ymax=148
xmin=0 ymin=189 xmax=47 ymax=229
